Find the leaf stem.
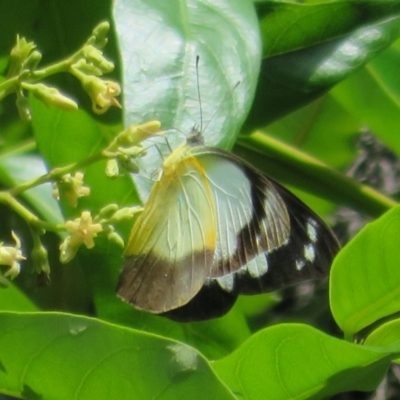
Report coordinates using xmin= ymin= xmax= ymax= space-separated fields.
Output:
xmin=0 ymin=38 xmax=86 ymax=98
xmin=0 ymin=192 xmax=64 ymax=232
xmin=9 ymin=152 xmax=105 ymax=197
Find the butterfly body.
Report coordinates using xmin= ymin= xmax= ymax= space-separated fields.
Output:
xmin=117 ymin=132 xmax=340 ymax=320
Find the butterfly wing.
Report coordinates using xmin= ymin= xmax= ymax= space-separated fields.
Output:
xmin=163 ymin=149 xmax=340 ymax=321
xmin=190 ymin=149 xmax=292 ymax=280
xmin=162 ymin=278 xmax=238 ymax=322
xmin=118 ymin=145 xmax=339 ymax=319
xmin=117 ymin=147 xmax=294 ymax=314
xmin=117 ymin=156 xmax=217 ymax=313
xmin=233 ymin=179 xmax=340 ymax=294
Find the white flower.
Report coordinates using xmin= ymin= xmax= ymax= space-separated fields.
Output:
xmin=60 ymin=211 xmax=103 ymax=263
xmin=80 ymin=76 xmax=121 ymax=114
xmin=0 ymin=232 xmax=26 ymax=279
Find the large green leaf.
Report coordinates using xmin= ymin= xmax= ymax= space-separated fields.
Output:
xmin=330 ymin=205 xmax=400 ymax=337
xmin=245 ymin=1 xmax=400 ymax=129
xmin=113 ymin=0 xmax=261 ymax=151
xmin=0 ymin=312 xmax=235 ymax=400
xmin=212 ymin=323 xmax=396 ymax=400
xmin=83 ymin=241 xmax=252 ymax=359
xmin=258 ymin=0 xmax=400 ymax=58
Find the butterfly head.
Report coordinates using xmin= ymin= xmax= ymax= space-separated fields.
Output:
xmin=186 ymin=124 xmax=204 ymax=147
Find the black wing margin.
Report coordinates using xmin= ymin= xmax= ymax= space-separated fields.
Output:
xmin=235 ymin=177 xmax=340 ymax=294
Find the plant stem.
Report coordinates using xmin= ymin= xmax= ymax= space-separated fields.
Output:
xmin=0 ymin=192 xmax=64 ymax=232
xmin=0 ymin=44 xmax=83 ymax=96
xmin=9 ymin=152 xmax=105 ymax=197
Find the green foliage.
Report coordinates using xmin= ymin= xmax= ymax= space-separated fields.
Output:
xmin=0 ymin=313 xmax=235 ymax=400
xmin=331 ymin=206 xmax=400 ymax=338
xmin=212 ymin=324 xmax=395 ymax=399
xmin=0 ymin=0 xmax=400 ymax=399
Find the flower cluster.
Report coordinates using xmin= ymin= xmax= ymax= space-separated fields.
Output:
xmin=69 ymin=22 xmax=121 ymax=114
xmin=0 ymin=21 xmax=121 ymax=119
xmin=0 ymin=22 xmax=163 ymax=284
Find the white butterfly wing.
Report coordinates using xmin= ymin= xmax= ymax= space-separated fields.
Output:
xmin=163 ymin=149 xmax=340 ymax=321
xmin=118 ymin=147 xmax=293 ymax=314
xmin=192 ymin=150 xmax=291 ymax=278
xmin=118 ymin=158 xmax=217 ymax=313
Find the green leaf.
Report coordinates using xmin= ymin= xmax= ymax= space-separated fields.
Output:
xmin=212 ymin=324 xmax=394 ymax=400
xmin=72 ymin=243 xmax=252 ymax=360
xmin=0 ymin=312 xmax=235 ymax=400
xmin=330 ymin=205 xmax=400 ymax=337
xmin=0 ymin=285 xmax=37 ymax=312
xmin=331 ymin=41 xmax=400 ymax=155
xmin=245 ymin=1 xmax=400 ymax=129
xmin=258 ymin=0 xmax=400 ymax=58
xmin=255 ymin=94 xmax=360 ymax=168
xmin=365 ymin=319 xmax=400 ymax=358
xmin=113 ymin=0 xmax=261 ymax=150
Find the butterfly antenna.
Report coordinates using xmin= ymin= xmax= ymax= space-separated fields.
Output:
xmin=189 ymin=56 xmax=240 ymax=145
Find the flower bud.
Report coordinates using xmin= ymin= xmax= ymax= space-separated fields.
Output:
xmin=116 ymin=121 xmax=162 ymax=147
xmin=71 ymin=59 xmax=103 ymax=77
xmin=23 ymin=50 xmax=42 ymax=71
xmin=87 ymin=21 xmax=110 ymax=48
xmin=16 ymin=93 xmax=32 ymax=121
xmin=27 ymin=83 xmax=78 ymax=111
xmin=106 ymin=230 xmax=124 ymax=248
xmin=110 ymin=206 xmax=142 ymax=223
xmin=105 ymin=159 xmax=120 ymax=178
xmin=52 ymin=172 xmax=90 ymax=207
xmin=98 ymin=204 xmax=119 ymax=219
xmin=8 ymin=36 xmax=36 ymax=76
xmin=82 ymin=45 xmax=114 ymax=74
xmin=119 ymin=146 xmax=146 ymax=157
xmin=31 ymin=243 xmax=50 ymax=278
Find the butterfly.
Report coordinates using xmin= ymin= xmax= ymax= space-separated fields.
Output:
xmin=116 ymin=126 xmax=340 ymax=321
